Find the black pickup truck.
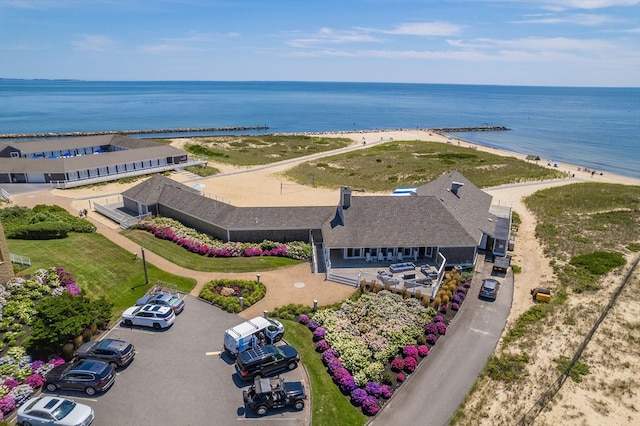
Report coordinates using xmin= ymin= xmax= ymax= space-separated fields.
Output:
xmin=243 ymin=375 xmax=306 ymax=416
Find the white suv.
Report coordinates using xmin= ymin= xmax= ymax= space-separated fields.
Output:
xmin=121 ymin=304 xmax=175 ymax=329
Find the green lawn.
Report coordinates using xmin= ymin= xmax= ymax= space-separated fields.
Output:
xmin=120 ymin=229 xmax=302 ymax=272
xmin=7 ymin=233 xmax=196 ymax=321
xmin=282 ymin=319 xmax=368 ymax=426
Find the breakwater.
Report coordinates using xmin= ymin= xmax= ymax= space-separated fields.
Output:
xmin=431 ymin=126 xmax=509 ymax=132
xmin=0 ymin=125 xmax=269 ymax=139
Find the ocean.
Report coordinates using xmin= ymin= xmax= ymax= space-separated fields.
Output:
xmin=1 ymin=80 xmax=638 ymax=179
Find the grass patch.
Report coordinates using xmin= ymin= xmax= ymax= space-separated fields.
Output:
xmin=285 ymin=140 xmax=565 ymax=191
xmin=555 ymin=355 xmax=590 ymax=383
xmin=181 ymin=135 xmax=351 ymax=166
xmin=184 ymin=164 xmax=220 ymax=177
xmin=502 ymin=304 xmax=550 ymax=346
xmin=486 ymin=352 xmax=530 ymax=384
xmin=281 ymin=319 xmax=367 ymax=426
xmin=120 ymin=229 xmax=302 ymax=272
xmin=6 ymin=233 xmax=195 ymax=321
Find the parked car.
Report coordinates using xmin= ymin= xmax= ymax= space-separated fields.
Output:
xmin=243 ymin=375 xmax=306 ymax=416
xmin=136 ymin=293 xmax=185 ymax=314
xmin=44 ymin=360 xmax=116 ymax=396
xmin=75 ymin=338 xmax=135 ymax=368
xmin=235 ymin=344 xmax=299 ymax=381
xmin=479 ymin=278 xmax=500 ymax=301
xmin=17 ymin=396 xmax=94 ymax=426
xmin=121 ymin=304 xmax=176 ymax=329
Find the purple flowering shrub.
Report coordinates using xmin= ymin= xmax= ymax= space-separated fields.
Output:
xmin=439 ymin=304 xmax=448 ymax=314
xmin=24 ymin=374 xmax=43 ymax=388
xmin=433 ymin=315 xmax=444 ymax=323
xmin=463 ymin=280 xmax=471 ymax=288
xmin=424 ymin=323 xmax=438 ymax=335
xmin=402 ymin=345 xmax=419 ymax=360
xmin=362 ymin=396 xmax=380 ymax=416
xmin=452 ymin=294 xmax=462 ymax=304
xmin=338 ymin=375 xmax=357 ymax=394
xmin=365 ymin=382 xmax=383 ymax=397
xmin=426 ymin=333 xmax=438 ymax=345
xmin=307 ymin=321 xmax=319 ymax=332
xmin=417 ymin=345 xmax=429 ymax=357
xmin=390 ymin=358 xmax=405 ymax=372
xmin=380 ymin=384 xmax=393 ymax=399
xmin=314 ymin=340 xmax=329 ymax=352
xmin=3 ymin=378 xmax=19 ymax=390
xmin=351 ymin=388 xmax=368 ymax=406
xmin=298 ymin=314 xmax=310 ymax=325
xmin=435 ymin=322 xmax=447 ymax=335
xmin=403 ymin=356 xmax=417 ymax=373
xmin=327 ymin=358 xmax=344 ymax=375
xmin=457 ymin=286 xmax=467 ymax=294
xmin=0 ymin=395 xmax=15 ymax=414
xmin=322 ymin=348 xmax=338 ymax=365
xmin=451 ymin=303 xmax=460 ymax=311
xmin=312 ymin=327 xmax=326 ymax=341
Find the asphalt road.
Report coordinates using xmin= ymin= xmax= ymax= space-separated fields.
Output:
xmin=370 ymin=258 xmax=514 ymax=426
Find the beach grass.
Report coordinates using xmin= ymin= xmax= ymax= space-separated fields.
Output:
xmin=284 ymin=140 xmax=566 ymax=191
xmin=6 ymin=233 xmax=196 ymax=321
xmin=281 ymin=319 xmax=368 ymax=426
xmin=180 ymin=134 xmax=352 ymax=166
xmin=120 ymin=228 xmax=302 ymax=272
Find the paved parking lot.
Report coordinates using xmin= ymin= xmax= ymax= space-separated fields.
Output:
xmin=40 ymin=295 xmax=309 ymax=426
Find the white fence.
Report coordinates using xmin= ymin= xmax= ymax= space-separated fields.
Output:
xmin=10 ymin=253 xmax=31 ymax=267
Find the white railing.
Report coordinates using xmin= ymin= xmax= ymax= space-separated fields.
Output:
xmin=93 ymin=201 xmax=151 ymax=229
xmin=0 ymin=188 xmax=10 ymax=202
xmin=10 ymin=253 xmax=31 ymax=266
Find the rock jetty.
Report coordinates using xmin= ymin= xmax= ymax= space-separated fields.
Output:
xmin=0 ymin=125 xmax=269 ymax=139
xmin=431 ymin=126 xmax=509 ymax=132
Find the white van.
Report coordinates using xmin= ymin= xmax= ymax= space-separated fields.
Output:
xmin=223 ymin=317 xmax=285 ymax=356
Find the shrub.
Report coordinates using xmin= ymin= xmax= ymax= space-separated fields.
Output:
xmin=365 ymin=381 xmax=383 ymax=397
xmin=426 ymin=334 xmax=438 ymax=345
xmin=417 ymin=345 xmax=429 ymax=357
xmin=397 ymin=373 xmax=405 ymax=382
xmin=321 ymin=349 xmax=338 ymax=365
xmin=362 ymin=395 xmax=380 ymax=416
xmin=307 ymin=321 xmax=319 ymax=331
xmin=314 ymin=340 xmax=329 ymax=352
xmin=327 ymin=358 xmax=344 ymax=375
xmin=424 ymin=323 xmax=438 ymax=335
xmin=435 ymin=322 xmax=447 ymax=335
xmin=380 ymin=384 xmax=393 ymax=399
xmin=381 ymin=372 xmax=393 ymax=385
xmin=433 ymin=315 xmax=444 ymax=323
xmin=451 ymin=303 xmax=460 ymax=311
xmin=403 ymin=356 xmax=417 ymax=373
xmin=338 ymin=374 xmax=357 ymax=394
xmin=439 ymin=304 xmax=448 ymax=314
xmin=312 ymin=327 xmax=326 ymax=341
xmin=298 ymin=314 xmax=310 ymax=325
xmin=402 ymin=345 xmax=419 ymax=360
xmin=390 ymin=358 xmax=405 ymax=372
xmin=350 ymin=388 xmax=368 ymax=406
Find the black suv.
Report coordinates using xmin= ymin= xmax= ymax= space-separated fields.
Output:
xmin=44 ymin=359 xmax=116 ymax=396
xmin=75 ymin=338 xmax=135 ymax=368
xmin=243 ymin=375 xmax=306 ymax=416
xmin=235 ymin=344 xmax=299 ymax=381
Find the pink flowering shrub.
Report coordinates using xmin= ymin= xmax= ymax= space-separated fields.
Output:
xmin=403 ymin=356 xmax=417 ymax=373
xmin=298 ymin=314 xmax=310 ymax=325
xmin=435 ymin=322 xmax=447 ymax=335
xmin=362 ymin=396 xmax=380 ymax=416
xmin=402 ymin=345 xmax=419 ymax=360
xmin=380 ymin=384 xmax=393 ymax=399
xmin=396 ymin=373 xmax=405 ymax=382
xmin=24 ymin=374 xmax=43 ymax=389
xmin=0 ymin=395 xmax=16 ymax=414
xmin=314 ymin=340 xmax=329 ymax=352
xmin=418 ymin=345 xmax=429 ymax=357
xmin=390 ymin=358 xmax=405 ymax=372
xmin=312 ymin=327 xmax=326 ymax=341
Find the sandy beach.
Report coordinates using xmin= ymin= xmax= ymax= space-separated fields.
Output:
xmin=6 ymin=129 xmax=639 ymax=425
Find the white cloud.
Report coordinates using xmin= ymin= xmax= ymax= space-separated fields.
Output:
xmin=71 ymin=35 xmax=114 ymax=52
xmin=515 ymin=13 xmax=617 ymax=25
xmin=286 ymin=28 xmax=382 ymax=48
xmin=542 ymin=0 xmax=639 ymax=10
xmin=385 ymin=22 xmax=463 ymax=37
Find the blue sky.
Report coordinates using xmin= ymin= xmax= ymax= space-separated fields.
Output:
xmin=1 ymin=0 xmax=638 ymax=86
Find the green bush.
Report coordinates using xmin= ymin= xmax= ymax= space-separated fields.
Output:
xmin=569 ymin=251 xmax=626 ymax=275
xmin=198 ymin=279 xmax=266 ymax=313
xmin=555 ymin=355 xmax=590 ymax=382
xmin=0 ymin=204 xmax=95 ymax=239
xmin=486 ymin=352 xmax=530 ymax=383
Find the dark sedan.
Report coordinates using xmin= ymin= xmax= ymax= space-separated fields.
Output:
xmin=75 ymin=338 xmax=135 ymax=368
xmin=136 ymin=293 xmax=185 ymax=314
xmin=44 ymin=360 xmax=116 ymax=396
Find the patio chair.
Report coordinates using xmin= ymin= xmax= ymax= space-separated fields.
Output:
xmin=386 ymin=251 xmax=394 ymax=261
xmin=397 ymin=253 xmax=403 ymax=262
xmin=365 ymin=252 xmax=372 ymax=263
xmin=377 ymin=252 xmax=384 ymax=262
